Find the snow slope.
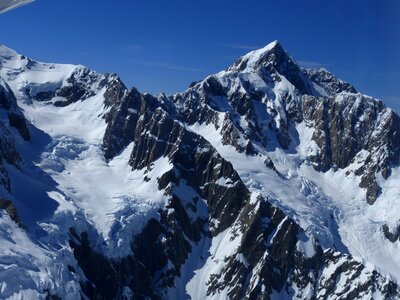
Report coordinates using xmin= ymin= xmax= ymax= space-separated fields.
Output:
xmin=0 ymin=45 xmax=174 ymax=298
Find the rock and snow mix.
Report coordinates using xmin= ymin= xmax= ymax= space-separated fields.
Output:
xmin=0 ymin=41 xmax=399 ymax=299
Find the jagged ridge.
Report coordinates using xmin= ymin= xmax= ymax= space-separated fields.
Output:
xmin=0 ymin=41 xmax=399 ymax=299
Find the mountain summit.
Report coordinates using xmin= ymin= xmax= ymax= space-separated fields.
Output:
xmin=0 ymin=41 xmax=399 ymax=299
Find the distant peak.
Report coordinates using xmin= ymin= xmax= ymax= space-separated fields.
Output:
xmin=262 ymin=39 xmax=281 ymax=50
xmin=243 ymin=40 xmax=284 ymax=61
xmin=228 ymin=40 xmax=289 ymax=72
xmin=245 ymin=40 xmax=281 ymax=54
xmin=225 ymin=40 xmax=318 ymax=95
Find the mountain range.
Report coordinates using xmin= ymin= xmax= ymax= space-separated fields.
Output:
xmin=0 ymin=40 xmax=399 ymax=299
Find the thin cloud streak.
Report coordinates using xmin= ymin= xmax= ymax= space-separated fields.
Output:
xmin=383 ymin=96 xmax=400 ymax=102
xmin=121 ymin=45 xmax=143 ymax=52
xmin=122 ymin=43 xmax=172 ymax=53
xmin=222 ymin=44 xmax=259 ymax=50
xmin=297 ymin=60 xmax=328 ymax=69
xmin=373 ymin=71 xmax=400 ymax=77
xmin=129 ymin=60 xmax=205 ymax=72
xmin=383 ymin=96 xmax=400 ymax=113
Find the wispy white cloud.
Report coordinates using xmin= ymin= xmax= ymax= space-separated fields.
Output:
xmin=382 ymin=96 xmax=400 ymax=113
xmin=130 ymin=60 xmax=205 ymax=72
xmin=74 ymin=51 xmax=92 ymax=57
xmin=146 ymin=43 xmax=171 ymax=51
xmin=121 ymin=45 xmax=143 ymax=52
xmin=297 ymin=60 xmax=328 ymax=69
xmin=373 ymin=71 xmax=400 ymax=77
xmin=222 ymin=44 xmax=259 ymax=50
xmin=122 ymin=43 xmax=171 ymax=53
xmin=383 ymin=96 xmax=400 ymax=102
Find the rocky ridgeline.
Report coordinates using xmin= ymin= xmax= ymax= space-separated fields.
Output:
xmin=169 ymin=42 xmax=400 ymax=204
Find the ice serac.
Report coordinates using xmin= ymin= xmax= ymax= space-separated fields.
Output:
xmin=0 ymin=41 xmax=400 ymax=299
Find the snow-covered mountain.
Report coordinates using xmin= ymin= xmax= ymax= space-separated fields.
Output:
xmin=0 ymin=41 xmax=400 ymax=299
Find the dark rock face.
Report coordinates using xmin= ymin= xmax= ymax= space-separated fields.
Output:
xmin=304 ymin=68 xmax=357 ymax=96
xmin=76 ymin=88 xmax=255 ymax=298
xmin=54 ymin=67 xmax=97 ymax=106
xmin=205 ymin=198 xmax=306 ymax=298
xmin=302 ymin=94 xmax=400 ymax=203
xmin=8 ymin=112 xmax=30 ymax=141
xmin=0 ymin=120 xmax=21 ymax=192
xmin=33 ymin=90 xmax=57 ymax=102
xmin=101 ymin=73 xmax=127 ymax=107
xmin=204 ymin=195 xmax=399 ymax=299
xmin=104 ymin=86 xmax=253 ymax=235
xmin=0 ymin=80 xmax=15 ymax=110
xmin=0 ymin=198 xmax=20 ymax=225
xmin=382 ymin=224 xmax=400 ymax=243
xmin=0 ymin=122 xmax=20 ymax=165
xmin=103 ymin=88 xmax=140 ymax=160
xmin=316 ymin=250 xmax=398 ymax=299
xmin=0 ymin=78 xmax=30 ymax=140
xmin=105 ymin=91 xmax=251 ymax=236
xmin=0 ymin=78 xmax=28 ymax=194
xmin=69 ymin=228 xmax=127 ymax=300
xmin=41 ymin=67 xmax=126 ymax=108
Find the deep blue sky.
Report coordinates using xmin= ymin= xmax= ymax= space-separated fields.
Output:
xmin=1 ymin=0 xmax=399 ymax=111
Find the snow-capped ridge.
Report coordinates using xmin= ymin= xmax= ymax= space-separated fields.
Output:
xmin=0 ymin=44 xmax=19 ymax=60
xmin=0 ymin=44 xmax=81 ymax=95
xmin=0 ymin=41 xmax=400 ymax=299
xmin=228 ymin=40 xmax=285 ymax=72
